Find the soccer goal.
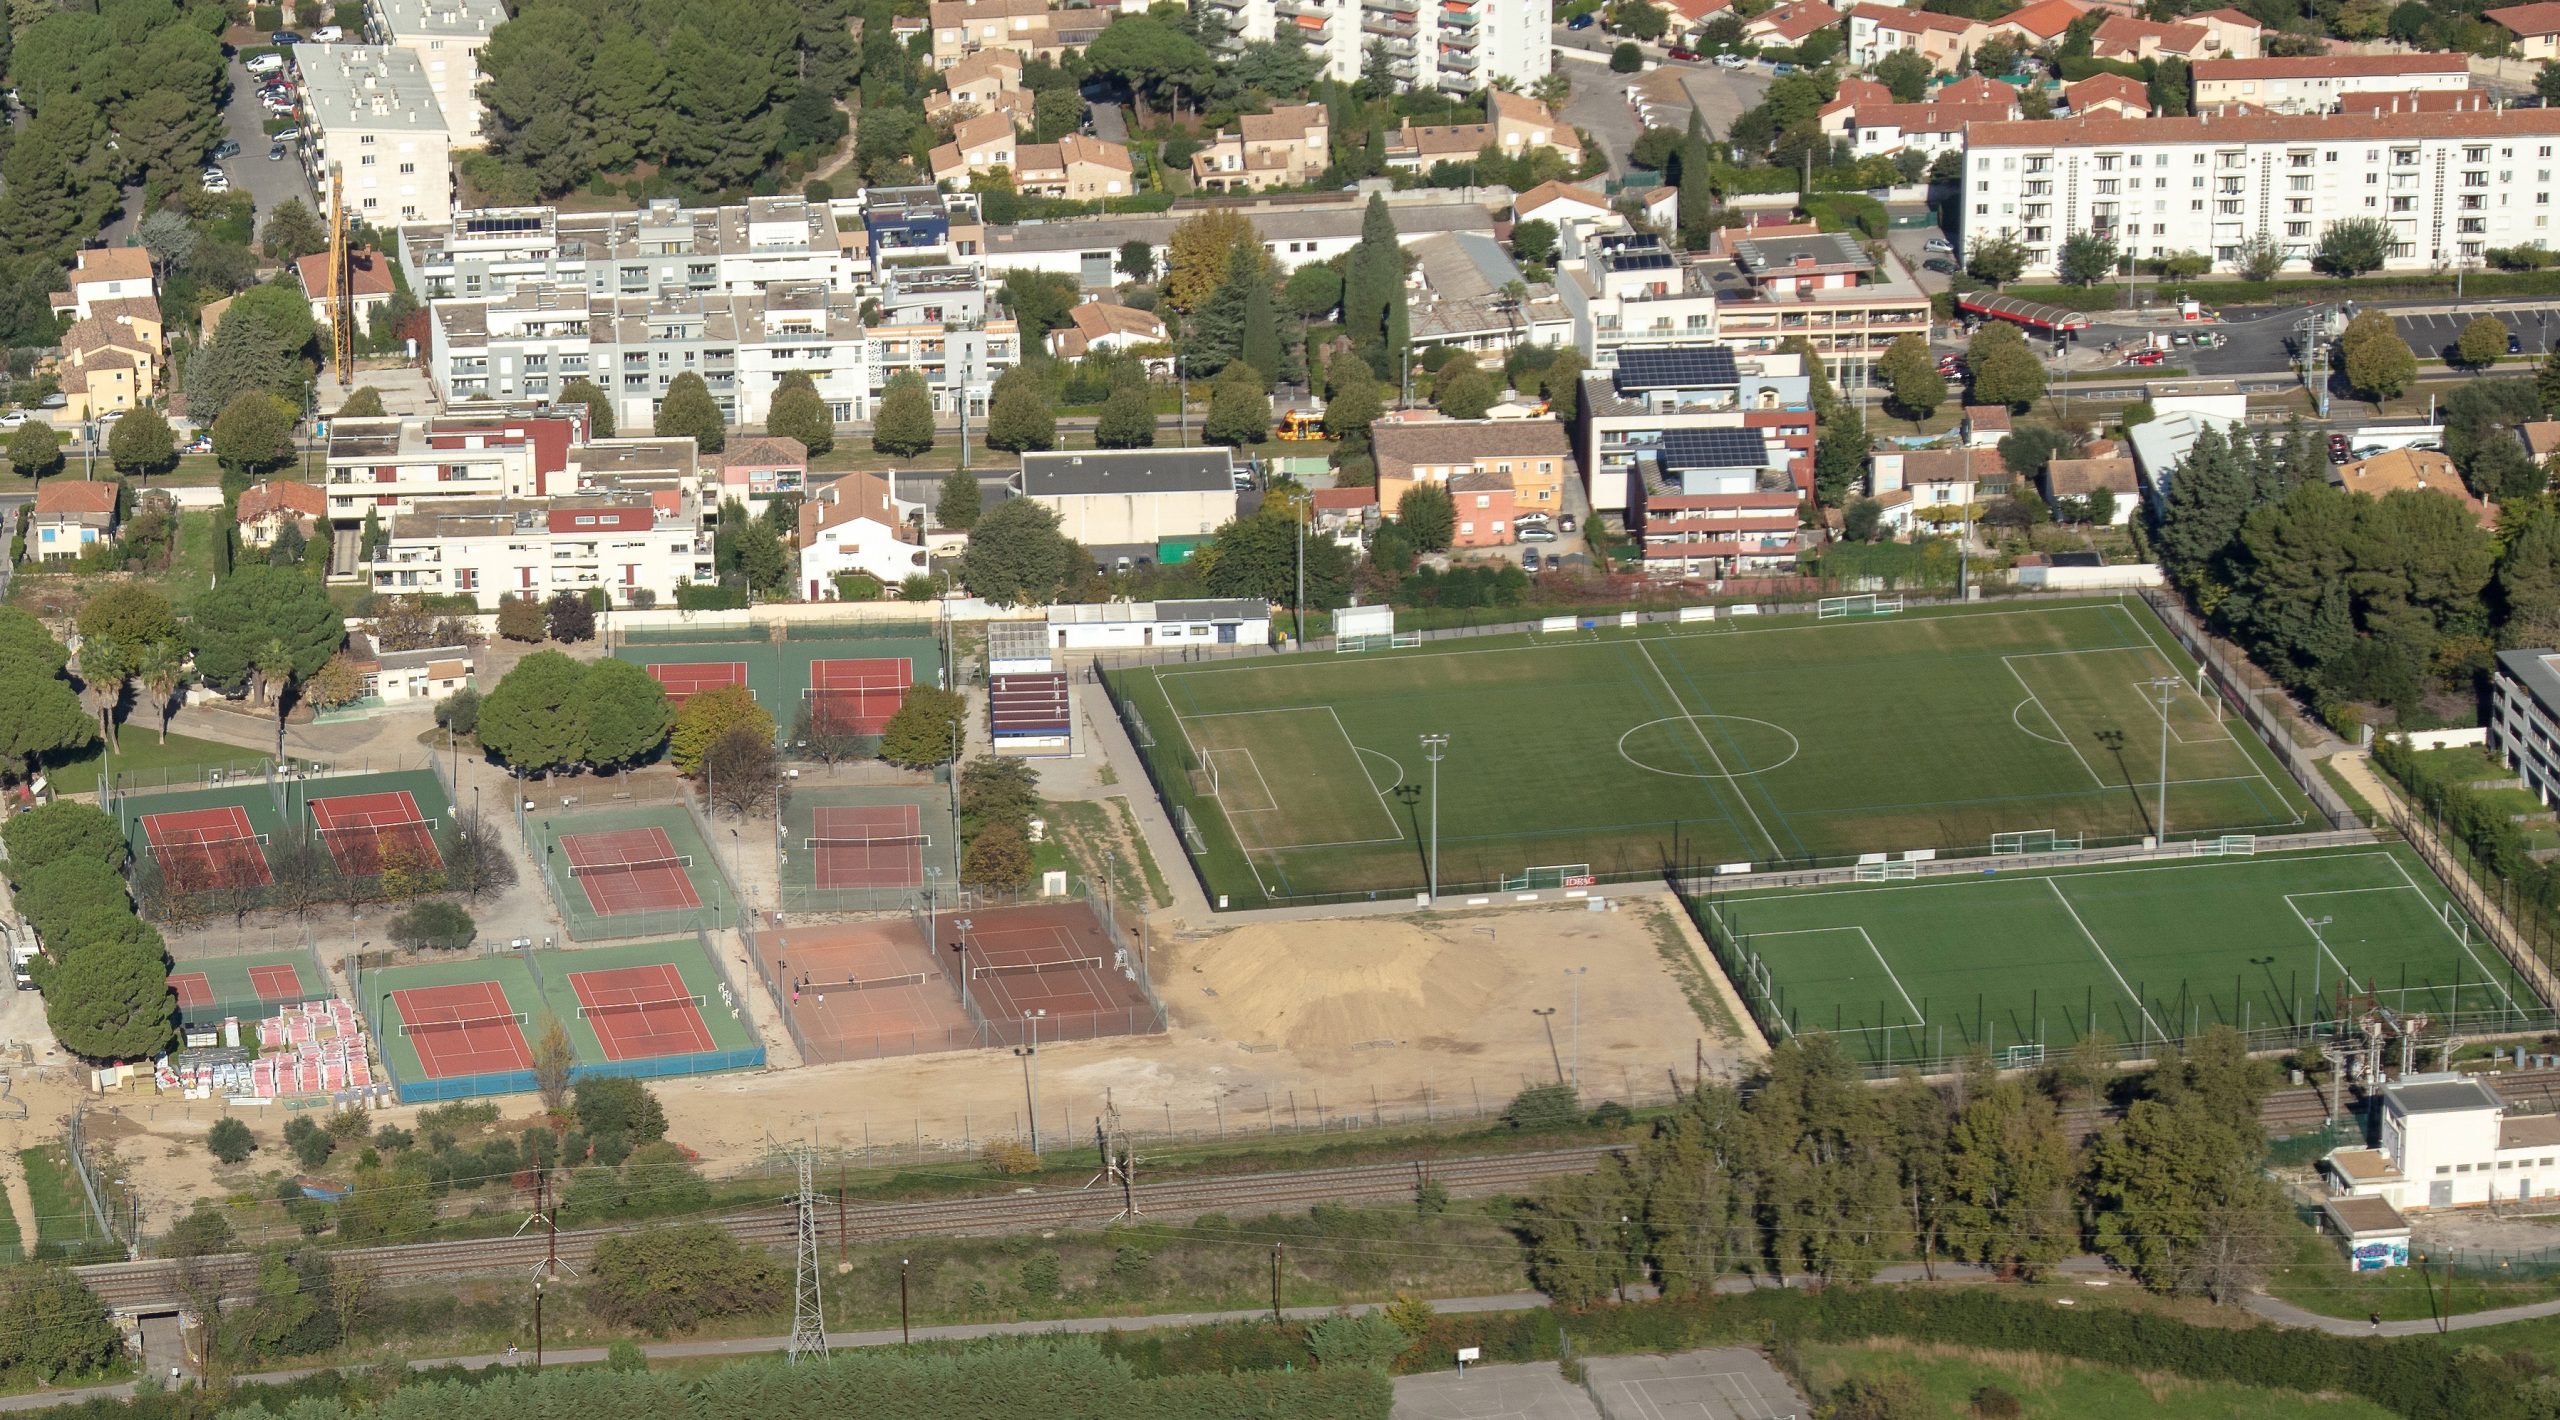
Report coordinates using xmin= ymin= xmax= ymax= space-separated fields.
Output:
xmin=2193 ymin=834 xmax=2259 ymax=857
xmin=1818 ymin=593 xmax=1905 ymax=619
xmin=1853 ymin=861 xmax=1919 ymax=881
xmin=2001 ymin=1043 xmax=2047 ymax=1069
xmin=1174 ymin=806 xmax=1207 ymax=856
xmin=1990 ymin=829 xmax=2082 ymax=855
xmin=1502 ymin=862 xmax=1595 ymax=891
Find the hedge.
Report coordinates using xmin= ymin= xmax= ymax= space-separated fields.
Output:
xmin=215 ymin=1341 xmax=1392 ymax=1420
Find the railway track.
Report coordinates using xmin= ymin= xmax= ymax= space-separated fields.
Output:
xmin=71 ymin=1146 xmax=1622 ymax=1310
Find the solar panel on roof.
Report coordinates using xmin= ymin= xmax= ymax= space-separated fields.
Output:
xmin=1613 ymin=347 xmax=1742 ymax=393
xmin=1658 ymin=428 xmax=1771 ymax=470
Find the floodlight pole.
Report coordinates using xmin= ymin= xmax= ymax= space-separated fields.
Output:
xmin=1566 ymin=966 xmax=1586 ymax=1092
xmin=2144 ymin=676 xmax=2180 ymax=842
xmin=1014 ymin=1009 xmax=1045 ymax=1154
xmin=2309 ymin=915 xmax=2334 ymax=1032
xmin=954 ymin=916 xmax=974 ymax=1017
xmin=1420 ymin=733 xmax=1449 ymax=901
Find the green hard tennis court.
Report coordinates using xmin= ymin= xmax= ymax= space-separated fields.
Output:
xmin=609 ymin=631 xmax=944 ymax=745
xmin=1104 ymin=598 xmax=2318 ymax=908
xmin=1694 ymin=844 xmax=2541 ymax=1068
xmin=168 ymin=945 xmax=328 ymax=1025
xmin=365 ymin=939 xmax=759 ymax=1101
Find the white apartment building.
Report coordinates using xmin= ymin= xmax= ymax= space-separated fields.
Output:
xmin=2494 ymin=648 xmax=2560 ymax=809
xmin=295 ymin=44 xmax=454 ymax=226
xmin=1202 ymin=0 xmax=1550 ymax=96
xmin=400 ymin=199 xmax=859 ymax=303
xmin=366 ymin=0 xmax=504 ymax=147
xmin=323 ymin=410 xmax=587 ymax=528
xmin=369 ymin=492 xmax=713 ymax=609
xmin=2189 ymin=53 xmax=2472 ymax=114
xmin=425 ymin=283 xmax=1022 ymax=430
xmin=1551 ymin=232 xmax=1723 ymax=369
xmin=1961 ymin=107 xmax=2560 ymax=279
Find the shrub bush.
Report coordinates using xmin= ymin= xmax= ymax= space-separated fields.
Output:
xmin=208 ymin=1117 xmax=254 ymax=1164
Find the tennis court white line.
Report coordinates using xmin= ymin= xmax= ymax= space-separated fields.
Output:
xmin=2003 ymin=655 xmax=2108 ymax=789
xmin=1634 ymin=639 xmax=1783 ymax=859
xmin=2379 ymin=851 xmax=2528 ymax=1017
xmin=2046 ymin=877 xmax=2167 ymax=1041
xmin=2281 ymin=892 xmax=2367 ymax=994
xmin=1750 ymin=926 xmax=1921 ymax=1024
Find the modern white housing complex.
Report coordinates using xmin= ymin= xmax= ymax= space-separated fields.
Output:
xmin=1961 ymin=108 xmax=2560 ymax=279
xmin=1202 ymin=0 xmax=1551 ymax=96
xmin=367 ymin=0 xmax=505 ymax=147
xmin=2494 ymin=648 xmax=2560 ymax=809
xmin=400 ymin=199 xmax=858 ymax=303
xmin=425 ymin=284 xmax=1023 ymax=430
xmin=295 ymin=44 xmax=454 ymax=225
xmin=370 ymin=491 xmax=715 ymax=609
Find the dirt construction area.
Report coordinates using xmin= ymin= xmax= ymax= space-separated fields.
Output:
xmin=84 ymin=892 xmax=1757 ymax=1228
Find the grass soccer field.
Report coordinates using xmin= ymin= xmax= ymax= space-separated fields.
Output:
xmin=1692 ymin=844 xmax=2539 ymax=1068
xmin=1103 ymin=598 xmax=2317 ymax=907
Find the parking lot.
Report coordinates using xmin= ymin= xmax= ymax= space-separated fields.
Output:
xmin=216 ymin=52 xmax=317 ymax=222
xmin=2395 ymin=305 xmax=2560 ymax=362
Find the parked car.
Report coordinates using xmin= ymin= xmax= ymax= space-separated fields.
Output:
xmin=1518 ymin=522 xmax=1558 ymax=543
xmin=312 ymin=24 xmax=343 ymax=40
xmin=270 ymin=30 xmax=302 ymax=43
xmin=0 ymin=412 xmax=28 ymax=430
xmin=1770 ymin=61 xmax=1796 ymax=75
xmin=1714 ymin=52 xmax=1748 ymax=67
xmin=211 ymin=138 xmax=240 ymax=159
xmin=2127 ymin=349 xmax=2167 ymax=367
xmin=1559 ymin=512 xmax=1578 ymax=534
xmin=245 ymin=53 xmax=285 ymax=75
xmin=1923 ymin=236 xmax=1954 ymax=253
xmin=37 ymin=393 xmax=65 ymax=409
xmin=268 ymin=142 xmax=288 ymax=161
xmin=1922 ymin=257 xmax=1957 ymax=275
xmin=2328 ymin=433 xmax=2351 ymax=465
xmin=183 ymin=434 xmax=213 ymax=455
xmin=1566 ymin=11 xmax=1595 ymax=27
xmin=271 ymin=126 xmax=301 ymax=142
xmin=1667 ymin=45 xmax=1700 ymax=59
xmin=1935 ymin=354 xmax=1963 ymax=375
xmin=2514 ymin=333 xmax=2527 ymax=354
xmin=1522 ymin=547 xmax=1542 ymax=571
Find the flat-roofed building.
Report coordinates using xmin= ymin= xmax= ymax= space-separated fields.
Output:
xmin=372 ymin=491 xmax=712 ymax=609
xmin=296 ymin=44 xmax=454 ymax=226
xmin=366 ymin=0 xmax=505 ymax=146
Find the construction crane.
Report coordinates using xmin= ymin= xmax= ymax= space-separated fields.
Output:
xmin=329 ymin=167 xmax=353 ymax=389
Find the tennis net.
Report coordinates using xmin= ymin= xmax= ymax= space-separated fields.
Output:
xmin=567 ymin=854 xmax=694 ymax=877
xmin=807 ymin=972 xmax=927 ymax=993
xmin=149 ymin=832 xmax=269 ymax=852
xmin=971 ymin=956 xmax=1103 ymax=980
xmin=803 ymin=834 xmax=932 ymax=851
xmin=398 ymin=1011 xmax=529 ymax=1038
xmin=320 ymin=818 xmax=439 ymax=839
xmin=577 ymin=994 xmax=706 ymax=1022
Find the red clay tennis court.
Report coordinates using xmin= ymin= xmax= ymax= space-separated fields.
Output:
xmin=141 ymin=806 xmax=273 ymax=892
xmin=806 ymin=804 xmax=927 ymax=889
xmin=955 ymin=907 xmax=1146 ymax=1026
xmin=806 ymin=656 xmax=912 ymax=735
xmin=171 ymin=963 xmax=312 ymax=1010
xmin=310 ymin=790 xmax=444 ymax=878
xmin=648 ymin=661 xmax=749 ymax=704
xmin=570 ymin=963 xmax=715 ymax=1061
xmin=757 ymin=920 xmax=973 ymax=1063
xmin=392 ymin=981 xmax=533 ymax=1079
xmin=560 ymin=827 xmax=704 ymax=916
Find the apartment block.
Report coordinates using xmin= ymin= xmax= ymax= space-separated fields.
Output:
xmin=1190 ymin=104 xmax=1332 ymax=194
xmin=369 ymin=491 xmax=713 ymax=608
xmin=2191 ymin=53 xmax=2471 ymax=113
xmin=1572 ymin=347 xmax=1812 ymax=515
xmin=1707 ymin=225 xmax=1932 ymax=383
xmin=1201 ymin=0 xmax=1550 ymax=98
xmin=295 ymin=44 xmax=454 ymax=225
xmin=1552 ymin=232 xmax=1723 ymax=370
xmin=1962 ymin=107 xmax=2560 ymax=278
xmin=928 ymin=0 xmax=1140 ymax=68
xmin=426 ymin=284 xmax=1022 ymax=430
xmin=400 ymin=198 xmax=856 ymax=303
xmin=323 ymin=410 xmax=583 ymax=528
xmin=366 ymin=0 xmax=504 ymax=147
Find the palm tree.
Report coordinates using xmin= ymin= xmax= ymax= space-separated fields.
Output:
xmin=134 ymin=642 xmax=184 ymax=746
xmin=252 ymin=637 xmax=291 ymax=708
xmin=75 ymin=635 xmax=130 ymax=751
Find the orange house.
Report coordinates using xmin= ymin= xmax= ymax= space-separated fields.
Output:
xmin=1447 ymin=469 xmax=1518 ymax=547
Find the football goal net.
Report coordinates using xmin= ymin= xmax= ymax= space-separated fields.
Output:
xmin=1818 ymin=593 xmax=1904 ymax=619
xmin=1990 ymin=829 xmax=2083 ymax=855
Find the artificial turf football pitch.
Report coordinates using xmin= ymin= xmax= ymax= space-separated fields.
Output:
xmin=1694 ymin=843 xmax=2536 ymax=1067
xmin=1104 ymin=598 xmax=2317 ymax=907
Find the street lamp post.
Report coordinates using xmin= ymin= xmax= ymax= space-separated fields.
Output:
xmin=924 ymin=866 xmax=941 ymax=960
xmin=1565 ymin=966 xmax=1587 ymax=1092
xmin=2143 ymin=676 xmax=2180 ymax=842
xmin=953 ymin=916 xmax=974 ymax=1016
xmin=1531 ymin=1006 xmax=1562 ymax=1084
xmin=532 ymin=1277 xmax=545 ymax=1371
xmin=1014 ymin=1009 xmax=1047 ymax=1152
xmin=1419 ymin=733 xmax=1449 ymax=901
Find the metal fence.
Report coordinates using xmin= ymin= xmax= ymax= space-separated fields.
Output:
xmin=95 ymin=757 xmax=279 ymax=813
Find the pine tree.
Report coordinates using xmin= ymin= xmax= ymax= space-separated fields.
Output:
xmin=2156 ymin=424 xmax=2254 ymax=589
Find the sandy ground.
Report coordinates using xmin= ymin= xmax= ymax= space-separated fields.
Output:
xmin=86 ymin=891 xmax=1750 ymax=1225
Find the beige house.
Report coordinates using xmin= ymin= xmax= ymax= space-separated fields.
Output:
xmin=2090 ymin=9 xmax=2258 ymax=62
xmin=1371 ymin=421 xmax=1570 ymax=523
xmin=2492 ymin=1 xmax=2560 ymax=60
xmin=57 ymin=312 xmax=162 ymax=421
xmin=1189 ymin=104 xmax=1331 ymax=194
xmin=30 ymin=480 xmax=119 ymax=560
xmin=236 ymin=480 xmax=328 ymax=549
xmin=2064 ymin=72 xmax=2151 ymax=118
xmin=1743 ymin=0 xmax=1841 ymax=46
xmin=930 ymin=115 xmax=1131 ymax=198
xmin=49 ymin=247 xmax=156 ymax=322
xmin=927 ymin=0 xmax=1124 ymax=68
xmin=1847 ymin=5 xmax=1991 ymax=74
xmin=1989 ymin=0 xmax=2091 ymax=48
xmin=927 ymin=49 xmax=1029 ymax=127
xmin=1046 ymin=300 xmax=1167 ymax=360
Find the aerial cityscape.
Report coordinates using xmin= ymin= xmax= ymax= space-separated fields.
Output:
xmin=2 ymin=0 xmax=2560 ymax=1415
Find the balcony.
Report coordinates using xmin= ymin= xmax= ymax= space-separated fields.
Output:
xmin=1364 ymin=14 xmax=1416 ymax=36
xmin=1440 ymin=25 xmax=1476 ymax=46
xmin=1442 ymin=7 xmax=1477 ymax=25
xmin=1439 ymin=47 xmax=1477 ymax=68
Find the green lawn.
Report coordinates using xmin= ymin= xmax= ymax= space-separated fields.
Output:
xmin=1793 ymin=1338 xmax=2401 ymax=1420
xmin=16 ymin=1146 xmax=114 ymax=1263
xmin=1104 ymin=598 xmax=2316 ymax=908
xmin=2263 ymin=1217 xmax=2560 ymax=1320
xmin=1700 ymin=843 xmax=2523 ymax=1066
xmin=43 ymin=728 xmax=273 ymax=798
